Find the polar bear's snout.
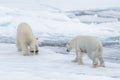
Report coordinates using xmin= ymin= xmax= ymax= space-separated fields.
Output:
xmin=66 ymin=44 xmax=69 ymax=52
xmin=66 ymin=42 xmax=72 ymax=52
xmin=35 ymin=50 xmax=39 ymax=55
xmin=66 ymin=49 xmax=70 ymax=52
xmin=30 ymin=50 xmax=39 ymax=54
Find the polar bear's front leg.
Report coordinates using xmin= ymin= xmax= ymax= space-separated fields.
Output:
xmin=72 ymin=57 xmax=78 ymax=62
xmin=72 ymin=49 xmax=78 ymax=62
xmin=76 ymin=48 xmax=83 ymax=65
xmin=21 ymin=43 xmax=29 ymax=56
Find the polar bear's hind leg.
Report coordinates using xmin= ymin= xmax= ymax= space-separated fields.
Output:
xmin=92 ymin=58 xmax=99 ymax=68
xmin=99 ymin=56 xmax=105 ymax=67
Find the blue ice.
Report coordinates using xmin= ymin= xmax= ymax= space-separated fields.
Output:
xmin=0 ymin=22 xmax=11 ymax=27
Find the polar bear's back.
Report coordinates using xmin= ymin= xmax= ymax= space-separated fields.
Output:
xmin=17 ymin=23 xmax=32 ymax=34
xmin=76 ymin=36 xmax=99 ymax=44
xmin=17 ymin=23 xmax=34 ymax=41
xmin=75 ymin=36 xmax=102 ymax=53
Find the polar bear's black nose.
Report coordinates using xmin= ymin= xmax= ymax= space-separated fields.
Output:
xmin=30 ymin=50 xmax=34 ymax=53
xmin=35 ymin=50 xmax=39 ymax=55
xmin=30 ymin=50 xmax=39 ymax=54
xmin=35 ymin=50 xmax=39 ymax=53
xmin=66 ymin=49 xmax=69 ymax=52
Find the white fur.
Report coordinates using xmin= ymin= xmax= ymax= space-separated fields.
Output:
xmin=16 ymin=22 xmax=39 ymax=56
xmin=66 ymin=35 xmax=105 ymax=67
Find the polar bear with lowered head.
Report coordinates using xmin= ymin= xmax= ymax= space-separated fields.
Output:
xmin=66 ymin=35 xmax=105 ymax=67
xmin=16 ymin=22 xmax=39 ymax=56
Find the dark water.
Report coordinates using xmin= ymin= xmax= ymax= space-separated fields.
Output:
xmin=0 ymin=36 xmax=119 ymax=47
xmin=103 ymin=46 xmax=120 ymax=63
xmin=0 ymin=36 xmax=119 ymax=63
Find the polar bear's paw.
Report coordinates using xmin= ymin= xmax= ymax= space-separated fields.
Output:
xmin=72 ymin=59 xmax=77 ymax=62
xmin=72 ymin=57 xmax=78 ymax=62
xmin=92 ymin=63 xmax=99 ymax=68
xmin=99 ymin=63 xmax=105 ymax=67
xmin=35 ymin=52 xmax=39 ymax=55
xmin=23 ymin=53 xmax=30 ymax=56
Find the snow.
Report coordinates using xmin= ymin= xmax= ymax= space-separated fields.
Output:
xmin=0 ymin=6 xmax=120 ymax=45
xmin=0 ymin=0 xmax=120 ymax=11
xmin=0 ymin=43 xmax=120 ymax=80
xmin=77 ymin=15 xmax=118 ymax=24
xmin=0 ymin=0 xmax=120 ymax=80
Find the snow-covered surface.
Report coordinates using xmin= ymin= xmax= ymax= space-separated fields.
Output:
xmin=0 ymin=43 xmax=120 ymax=80
xmin=65 ymin=8 xmax=120 ymax=24
xmin=0 ymin=6 xmax=120 ymax=46
xmin=0 ymin=0 xmax=120 ymax=80
xmin=0 ymin=1 xmax=120 ymax=45
xmin=0 ymin=0 xmax=120 ymax=11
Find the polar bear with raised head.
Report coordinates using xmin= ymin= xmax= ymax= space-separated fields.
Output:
xmin=16 ymin=22 xmax=39 ymax=56
xmin=66 ymin=35 xmax=105 ymax=67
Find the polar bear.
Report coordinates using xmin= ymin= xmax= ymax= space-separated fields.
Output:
xmin=16 ymin=22 xmax=39 ymax=56
xmin=66 ymin=35 xmax=105 ymax=67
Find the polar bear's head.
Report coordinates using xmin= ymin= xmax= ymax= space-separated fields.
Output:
xmin=66 ymin=39 xmax=75 ymax=52
xmin=29 ymin=39 xmax=39 ymax=55
xmin=66 ymin=42 xmax=73 ymax=52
